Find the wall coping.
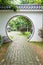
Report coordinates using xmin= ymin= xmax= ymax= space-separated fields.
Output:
xmin=0 ymin=4 xmax=43 ymax=10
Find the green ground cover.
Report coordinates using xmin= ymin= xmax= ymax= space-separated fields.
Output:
xmin=18 ymin=32 xmax=31 ymax=37
xmin=30 ymin=42 xmax=43 ymax=48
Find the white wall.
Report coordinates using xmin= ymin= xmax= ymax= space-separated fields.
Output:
xmin=0 ymin=10 xmax=42 ymax=41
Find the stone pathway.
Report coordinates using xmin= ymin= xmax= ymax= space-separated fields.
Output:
xmin=1 ymin=32 xmax=41 ymax=65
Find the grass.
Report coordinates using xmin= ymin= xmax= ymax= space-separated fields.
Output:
xmin=18 ymin=32 xmax=31 ymax=37
xmin=30 ymin=42 xmax=43 ymax=48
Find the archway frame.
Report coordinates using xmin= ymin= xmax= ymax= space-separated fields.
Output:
xmin=5 ymin=15 xmax=35 ymax=41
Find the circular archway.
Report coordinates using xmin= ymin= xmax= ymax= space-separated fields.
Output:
xmin=6 ymin=15 xmax=35 ymax=41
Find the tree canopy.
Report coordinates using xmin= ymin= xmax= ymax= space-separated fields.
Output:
xmin=0 ymin=0 xmax=17 ymax=11
xmin=0 ymin=0 xmax=43 ymax=11
xmin=0 ymin=0 xmax=43 ymax=5
xmin=8 ymin=16 xmax=32 ymax=32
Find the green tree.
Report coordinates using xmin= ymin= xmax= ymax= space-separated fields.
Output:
xmin=8 ymin=16 xmax=32 ymax=32
xmin=0 ymin=0 xmax=17 ymax=11
xmin=0 ymin=0 xmax=43 ymax=5
xmin=34 ymin=0 xmax=41 ymax=4
xmin=41 ymin=0 xmax=43 ymax=5
xmin=0 ymin=0 xmax=42 ymax=11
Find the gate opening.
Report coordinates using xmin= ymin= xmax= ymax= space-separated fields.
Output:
xmin=6 ymin=15 xmax=35 ymax=41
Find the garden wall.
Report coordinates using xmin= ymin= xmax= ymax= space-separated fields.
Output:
xmin=0 ymin=10 xmax=42 ymax=41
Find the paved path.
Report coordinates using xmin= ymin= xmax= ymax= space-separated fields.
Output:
xmin=1 ymin=32 xmax=41 ymax=65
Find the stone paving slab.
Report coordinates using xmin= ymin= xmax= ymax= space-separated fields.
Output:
xmin=0 ymin=34 xmax=42 ymax=65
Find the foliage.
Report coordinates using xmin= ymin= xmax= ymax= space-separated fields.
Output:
xmin=38 ymin=28 xmax=43 ymax=42
xmin=8 ymin=16 xmax=32 ymax=32
xmin=19 ymin=32 xmax=31 ymax=37
xmin=9 ymin=0 xmax=42 ymax=5
xmin=0 ymin=35 xmax=3 ymax=47
xmin=41 ymin=0 xmax=43 ymax=5
xmin=0 ymin=0 xmax=43 ymax=5
xmin=38 ymin=28 xmax=43 ymax=39
xmin=0 ymin=0 xmax=43 ymax=11
xmin=0 ymin=0 xmax=17 ymax=11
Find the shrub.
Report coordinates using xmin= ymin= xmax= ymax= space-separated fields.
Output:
xmin=0 ymin=35 xmax=3 ymax=47
xmin=38 ymin=28 xmax=43 ymax=42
